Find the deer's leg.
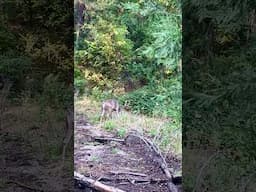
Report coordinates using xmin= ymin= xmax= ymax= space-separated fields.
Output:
xmin=110 ymin=111 xmax=113 ymax=119
xmin=100 ymin=109 xmax=105 ymax=123
xmin=116 ymin=107 xmax=120 ymax=117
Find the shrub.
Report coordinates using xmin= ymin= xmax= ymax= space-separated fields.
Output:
xmin=120 ymin=75 xmax=181 ymax=120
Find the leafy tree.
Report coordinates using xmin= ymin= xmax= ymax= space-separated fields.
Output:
xmin=75 ymin=0 xmax=182 ymax=101
xmin=183 ymin=0 xmax=256 ymax=191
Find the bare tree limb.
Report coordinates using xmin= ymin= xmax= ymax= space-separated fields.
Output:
xmin=126 ymin=133 xmax=178 ymax=192
xmin=109 ymin=171 xmax=147 ymax=177
xmin=74 ymin=171 xmax=126 ymax=192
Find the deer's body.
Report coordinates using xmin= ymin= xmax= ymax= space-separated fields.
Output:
xmin=100 ymin=99 xmax=120 ymax=122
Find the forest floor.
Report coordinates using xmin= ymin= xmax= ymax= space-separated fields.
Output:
xmin=0 ymin=97 xmax=182 ymax=192
xmin=0 ymin=103 xmax=73 ymax=192
xmin=74 ymin=97 xmax=182 ymax=192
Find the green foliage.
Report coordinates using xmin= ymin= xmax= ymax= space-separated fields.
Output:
xmin=75 ymin=0 xmax=134 ymax=86
xmin=75 ymin=0 xmax=182 ymax=160
xmin=160 ymin=121 xmax=181 ymax=152
xmin=120 ymin=75 xmax=181 ymax=119
xmin=120 ymin=0 xmax=181 ymax=84
xmin=103 ymin=121 xmax=116 ymax=131
xmin=74 ymin=65 xmax=87 ymax=95
xmin=1 ymin=0 xmax=72 ymax=102
xmin=134 ymin=1 xmax=181 ymax=71
xmin=117 ymin=128 xmax=127 ymax=138
xmin=1 ymin=0 xmax=73 ymax=166
xmin=183 ymin=0 xmax=256 ymax=191
xmin=149 ymin=128 xmax=158 ymax=137
xmin=75 ymin=0 xmax=181 ymax=93
xmin=74 ymin=3 xmax=182 ymax=159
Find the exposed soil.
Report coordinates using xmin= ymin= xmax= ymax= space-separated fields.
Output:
xmin=0 ymin=106 xmax=73 ymax=192
xmin=74 ymin=115 xmax=182 ymax=192
xmin=0 ymin=105 xmax=181 ymax=192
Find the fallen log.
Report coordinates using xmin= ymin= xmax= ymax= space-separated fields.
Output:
xmin=126 ymin=133 xmax=179 ymax=192
xmin=94 ymin=137 xmax=125 ymax=143
xmin=109 ymin=170 xmax=147 ymax=177
xmin=74 ymin=171 xmax=126 ymax=192
xmin=99 ymin=176 xmax=169 ymax=184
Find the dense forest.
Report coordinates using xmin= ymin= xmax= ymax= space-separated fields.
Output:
xmin=74 ymin=0 xmax=182 ymax=191
xmin=0 ymin=0 xmax=255 ymax=191
xmin=74 ymin=0 xmax=182 ymax=149
xmin=0 ymin=1 xmax=73 ymax=108
xmin=183 ymin=0 xmax=256 ymax=191
xmin=0 ymin=1 xmax=73 ymax=191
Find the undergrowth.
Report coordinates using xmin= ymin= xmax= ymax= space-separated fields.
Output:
xmin=75 ymin=96 xmax=181 ymax=156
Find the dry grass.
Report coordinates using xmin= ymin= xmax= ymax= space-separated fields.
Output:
xmin=75 ymin=96 xmax=182 ymax=155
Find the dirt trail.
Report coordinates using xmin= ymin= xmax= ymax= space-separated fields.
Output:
xmin=74 ymin=116 xmax=182 ymax=192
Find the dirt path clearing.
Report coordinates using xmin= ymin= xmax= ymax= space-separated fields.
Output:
xmin=74 ymin=119 xmax=182 ymax=192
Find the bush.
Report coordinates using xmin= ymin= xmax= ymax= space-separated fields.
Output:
xmin=120 ymin=75 xmax=181 ymax=120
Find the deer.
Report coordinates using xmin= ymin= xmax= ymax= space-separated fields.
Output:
xmin=100 ymin=99 xmax=120 ymax=122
